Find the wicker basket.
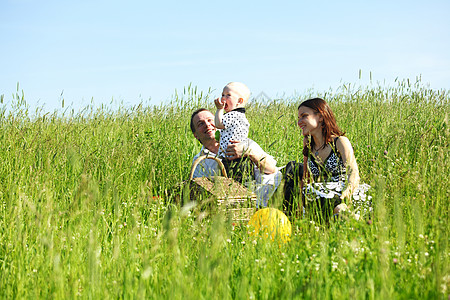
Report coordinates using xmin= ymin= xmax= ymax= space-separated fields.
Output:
xmin=189 ymin=155 xmax=257 ymax=223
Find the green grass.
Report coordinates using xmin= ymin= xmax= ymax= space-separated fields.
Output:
xmin=0 ymin=80 xmax=448 ymax=299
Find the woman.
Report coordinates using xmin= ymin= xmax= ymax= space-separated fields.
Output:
xmin=284 ymin=98 xmax=371 ymax=221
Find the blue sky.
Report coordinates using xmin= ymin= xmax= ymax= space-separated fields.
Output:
xmin=1 ymin=0 xmax=449 ymax=112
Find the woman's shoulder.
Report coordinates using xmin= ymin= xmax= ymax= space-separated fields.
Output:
xmin=334 ymin=135 xmax=355 ymax=156
xmin=335 ymin=135 xmax=350 ymax=145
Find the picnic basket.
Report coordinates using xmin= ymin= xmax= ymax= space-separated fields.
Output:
xmin=188 ymin=155 xmax=257 ymax=223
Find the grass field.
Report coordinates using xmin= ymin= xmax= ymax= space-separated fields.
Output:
xmin=0 ymin=79 xmax=448 ymax=299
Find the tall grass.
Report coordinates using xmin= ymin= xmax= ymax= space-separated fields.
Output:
xmin=0 ymin=80 xmax=448 ymax=298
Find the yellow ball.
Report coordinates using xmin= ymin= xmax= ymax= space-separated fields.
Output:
xmin=248 ymin=208 xmax=291 ymax=243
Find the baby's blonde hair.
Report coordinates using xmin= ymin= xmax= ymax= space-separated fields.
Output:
xmin=225 ymin=82 xmax=251 ymax=105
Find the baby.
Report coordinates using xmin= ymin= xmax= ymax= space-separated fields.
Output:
xmin=214 ymin=82 xmax=250 ymax=157
xmin=214 ymin=82 xmax=252 ymax=182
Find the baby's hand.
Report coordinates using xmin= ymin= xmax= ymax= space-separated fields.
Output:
xmin=214 ymin=98 xmax=225 ymax=109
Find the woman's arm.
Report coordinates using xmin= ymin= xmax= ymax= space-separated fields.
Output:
xmin=336 ymin=136 xmax=360 ymax=202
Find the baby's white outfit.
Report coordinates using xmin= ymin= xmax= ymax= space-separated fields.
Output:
xmin=218 ymin=108 xmax=249 ymax=158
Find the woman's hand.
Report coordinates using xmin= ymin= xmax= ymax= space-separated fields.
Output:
xmin=340 ymin=189 xmax=353 ymax=205
xmin=334 ymin=203 xmax=348 ymax=215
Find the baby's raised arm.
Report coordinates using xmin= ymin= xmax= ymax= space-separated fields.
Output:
xmin=214 ymin=98 xmax=225 ymax=129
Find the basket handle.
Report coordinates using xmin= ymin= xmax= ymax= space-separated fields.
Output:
xmin=189 ymin=155 xmax=228 ymax=180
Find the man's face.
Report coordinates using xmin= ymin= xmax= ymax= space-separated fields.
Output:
xmin=192 ymin=110 xmax=216 ymax=144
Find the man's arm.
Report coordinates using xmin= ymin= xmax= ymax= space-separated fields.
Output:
xmin=226 ymin=140 xmax=277 ymax=174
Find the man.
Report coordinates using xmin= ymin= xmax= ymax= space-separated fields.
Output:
xmin=190 ymin=108 xmax=282 ymax=207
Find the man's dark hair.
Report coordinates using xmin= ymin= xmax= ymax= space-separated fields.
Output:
xmin=190 ymin=108 xmax=210 ymax=134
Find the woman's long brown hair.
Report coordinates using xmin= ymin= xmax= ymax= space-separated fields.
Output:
xmin=299 ymin=98 xmax=344 ymax=157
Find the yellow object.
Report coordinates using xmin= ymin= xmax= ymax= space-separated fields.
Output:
xmin=248 ymin=208 xmax=291 ymax=243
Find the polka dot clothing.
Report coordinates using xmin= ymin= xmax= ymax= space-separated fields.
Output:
xmin=218 ymin=108 xmax=249 ymax=158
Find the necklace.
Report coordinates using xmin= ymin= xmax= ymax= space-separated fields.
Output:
xmin=313 ymin=143 xmax=326 ymax=156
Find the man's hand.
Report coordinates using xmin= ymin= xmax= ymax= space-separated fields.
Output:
xmin=226 ymin=140 xmax=277 ymax=174
xmin=225 ymin=140 xmax=247 ymax=160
